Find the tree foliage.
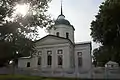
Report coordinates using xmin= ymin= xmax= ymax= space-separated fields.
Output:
xmin=91 ymin=0 xmax=120 ymax=66
xmin=93 ymin=46 xmax=112 ymax=66
xmin=0 ymin=0 xmax=52 ymax=66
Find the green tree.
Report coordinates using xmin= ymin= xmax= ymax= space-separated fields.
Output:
xmin=93 ymin=46 xmax=112 ymax=66
xmin=91 ymin=0 xmax=120 ymax=66
xmin=0 ymin=0 xmax=52 ymax=66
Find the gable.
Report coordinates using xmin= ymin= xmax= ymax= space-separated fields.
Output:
xmin=35 ymin=35 xmax=70 ymax=46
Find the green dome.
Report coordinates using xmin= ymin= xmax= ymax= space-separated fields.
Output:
xmin=54 ymin=14 xmax=75 ymax=30
xmin=54 ymin=3 xmax=75 ymax=30
xmin=55 ymin=18 xmax=71 ymax=26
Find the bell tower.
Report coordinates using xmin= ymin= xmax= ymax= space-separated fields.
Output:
xmin=49 ymin=0 xmax=75 ymax=43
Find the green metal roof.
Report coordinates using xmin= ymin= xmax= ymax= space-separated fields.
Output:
xmin=55 ymin=18 xmax=71 ymax=26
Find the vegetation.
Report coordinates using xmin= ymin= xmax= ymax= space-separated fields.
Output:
xmin=0 ymin=75 xmax=79 ymax=80
xmin=91 ymin=0 xmax=120 ymax=66
xmin=0 ymin=0 xmax=52 ymax=66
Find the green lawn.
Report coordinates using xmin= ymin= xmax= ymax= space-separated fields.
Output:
xmin=0 ymin=74 xmax=80 ymax=80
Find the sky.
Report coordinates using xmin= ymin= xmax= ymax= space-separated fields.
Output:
xmin=38 ymin=0 xmax=104 ymax=49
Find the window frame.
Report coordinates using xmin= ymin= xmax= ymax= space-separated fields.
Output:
xmin=77 ymin=52 xmax=82 ymax=56
xmin=38 ymin=51 xmax=42 ymax=56
xmin=58 ymin=55 xmax=63 ymax=66
xmin=57 ymin=49 xmax=63 ymax=68
xmin=38 ymin=57 xmax=41 ymax=65
xmin=47 ymin=50 xmax=52 ymax=67
xmin=57 ymin=49 xmax=63 ymax=54
xmin=56 ymin=32 xmax=59 ymax=37
xmin=66 ymin=32 xmax=69 ymax=39
xmin=77 ymin=52 xmax=82 ymax=67
xmin=27 ymin=62 xmax=30 ymax=67
xmin=78 ymin=57 xmax=82 ymax=67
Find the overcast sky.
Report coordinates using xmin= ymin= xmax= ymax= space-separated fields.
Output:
xmin=38 ymin=0 xmax=104 ymax=49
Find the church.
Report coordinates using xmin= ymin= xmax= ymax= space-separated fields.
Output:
xmin=18 ymin=4 xmax=92 ymax=78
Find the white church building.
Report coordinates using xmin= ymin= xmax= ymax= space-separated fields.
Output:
xmin=18 ymin=5 xmax=92 ymax=78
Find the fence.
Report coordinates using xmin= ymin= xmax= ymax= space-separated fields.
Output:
xmin=0 ymin=66 xmax=120 ymax=79
xmin=92 ymin=67 xmax=120 ymax=79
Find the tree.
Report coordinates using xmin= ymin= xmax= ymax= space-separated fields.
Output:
xmin=93 ymin=46 xmax=112 ymax=66
xmin=0 ymin=0 xmax=52 ymax=66
xmin=91 ymin=0 xmax=120 ymax=66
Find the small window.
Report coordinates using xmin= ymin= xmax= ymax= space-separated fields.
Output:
xmin=27 ymin=62 xmax=30 ymax=67
xmin=38 ymin=51 xmax=42 ymax=55
xmin=111 ymin=65 xmax=113 ymax=67
xmin=47 ymin=51 xmax=52 ymax=55
xmin=77 ymin=52 xmax=82 ymax=56
xmin=56 ymin=32 xmax=59 ymax=37
xmin=57 ymin=50 xmax=63 ymax=54
xmin=66 ymin=32 xmax=69 ymax=38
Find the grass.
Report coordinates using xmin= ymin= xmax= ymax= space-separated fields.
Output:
xmin=0 ymin=74 xmax=80 ymax=80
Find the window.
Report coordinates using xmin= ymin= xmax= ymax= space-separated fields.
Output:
xmin=38 ymin=51 xmax=42 ymax=55
xmin=78 ymin=57 xmax=82 ymax=67
xmin=37 ymin=51 xmax=42 ymax=65
xmin=66 ymin=32 xmax=69 ymax=39
xmin=77 ymin=52 xmax=82 ymax=67
xmin=47 ymin=55 xmax=52 ymax=66
xmin=57 ymin=50 xmax=63 ymax=68
xmin=47 ymin=51 xmax=52 ymax=67
xmin=58 ymin=55 xmax=63 ymax=67
xmin=58 ymin=50 xmax=63 ymax=54
xmin=56 ymin=32 xmax=59 ymax=37
xmin=111 ymin=65 xmax=113 ymax=67
xmin=38 ymin=57 xmax=41 ymax=65
xmin=78 ymin=52 xmax=82 ymax=56
xmin=27 ymin=62 xmax=30 ymax=67
xmin=47 ymin=51 xmax=52 ymax=55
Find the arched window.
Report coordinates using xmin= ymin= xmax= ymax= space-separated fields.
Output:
xmin=27 ymin=62 xmax=30 ymax=67
xmin=66 ymin=32 xmax=69 ymax=39
xmin=56 ymin=32 xmax=59 ymax=37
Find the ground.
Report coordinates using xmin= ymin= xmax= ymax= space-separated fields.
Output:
xmin=0 ymin=74 xmax=80 ymax=80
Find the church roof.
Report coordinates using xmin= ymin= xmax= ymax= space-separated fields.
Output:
xmin=75 ymin=41 xmax=91 ymax=45
xmin=105 ymin=61 xmax=119 ymax=65
xmin=19 ymin=56 xmax=31 ymax=59
xmin=34 ymin=35 xmax=74 ymax=45
xmin=54 ymin=1 xmax=75 ymax=30
xmin=55 ymin=18 xmax=71 ymax=26
xmin=54 ymin=15 xmax=75 ymax=30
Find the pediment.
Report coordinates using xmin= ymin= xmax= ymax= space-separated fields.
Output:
xmin=35 ymin=35 xmax=70 ymax=46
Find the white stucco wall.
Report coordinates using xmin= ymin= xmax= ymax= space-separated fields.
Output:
xmin=18 ymin=35 xmax=92 ymax=78
xmin=18 ymin=57 xmax=38 ymax=68
xmin=49 ymin=24 xmax=74 ymax=43
xmin=35 ymin=42 xmax=72 ymax=70
xmin=74 ymin=43 xmax=92 ymax=72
